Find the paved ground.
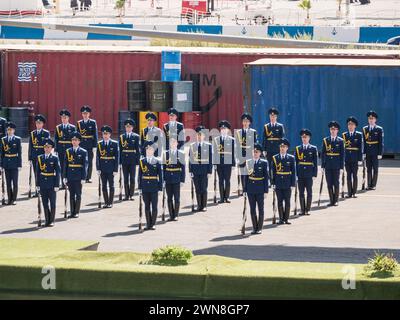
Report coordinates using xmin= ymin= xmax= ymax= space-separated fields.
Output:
xmin=0 ymin=143 xmax=399 ymax=264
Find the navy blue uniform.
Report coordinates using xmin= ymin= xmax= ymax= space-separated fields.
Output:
xmin=119 ymin=132 xmax=140 ymax=199
xmin=54 ymin=123 xmax=76 ymax=188
xmin=321 ymin=136 xmax=345 ymax=205
xmin=163 ymin=121 xmax=185 ymax=150
xmin=363 ymin=125 xmax=384 ymax=189
xmin=140 ymin=126 xmax=163 ymax=157
xmin=28 ymin=129 xmax=51 ymax=189
xmin=272 ymin=154 xmax=296 ymax=223
xmin=0 ymin=118 xmax=6 ymax=139
xmin=163 ymin=150 xmax=185 ymax=220
xmin=213 ymin=135 xmax=235 ymax=203
xmin=243 ymin=158 xmax=269 ymax=233
xmin=343 ymin=131 xmax=363 ymax=197
xmin=64 ymin=147 xmax=88 ymax=217
xmin=295 ymin=144 xmax=318 ymax=215
xmin=96 ymin=139 xmax=119 ymax=207
xmin=0 ymin=135 xmax=22 ymax=205
xmin=77 ymin=119 xmax=98 ymax=181
xmin=138 ymin=157 xmax=163 ymax=229
xmin=189 ymin=142 xmax=213 ymax=211
xmin=262 ymin=123 xmax=285 ymax=165
xmin=36 ymin=154 xmax=60 ymax=226
xmin=235 ymin=128 xmax=258 ymax=192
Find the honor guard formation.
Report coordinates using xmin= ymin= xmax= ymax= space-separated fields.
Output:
xmin=0 ymin=106 xmax=384 ymax=235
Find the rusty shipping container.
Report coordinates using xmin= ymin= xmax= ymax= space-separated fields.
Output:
xmin=1 ymin=46 xmax=399 ymax=133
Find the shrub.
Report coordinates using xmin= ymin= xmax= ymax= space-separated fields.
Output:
xmin=364 ymin=252 xmax=398 ymax=277
xmin=150 ymin=245 xmax=193 ymax=266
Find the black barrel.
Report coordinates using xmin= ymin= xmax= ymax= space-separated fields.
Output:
xmin=148 ymin=81 xmax=172 ymax=112
xmin=190 ymin=74 xmax=200 ymax=111
xmin=8 ymin=107 xmax=29 ymax=138
xmin=127 ymin=80 xmax=147 ymax=112
xmin=118 ymin=110 xmax=139 ymax=135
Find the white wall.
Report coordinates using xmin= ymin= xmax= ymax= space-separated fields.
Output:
xmin=0 ymin=0 xmax=41 ymax=11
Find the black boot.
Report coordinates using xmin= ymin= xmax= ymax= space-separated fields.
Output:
xmin=68 ymin=199 xmax=76 ymax=218
xmin=174 ymin=202 xmax=180 ymax=220
xmin=12 ymin=186 xmax=17 ymax=204
xmin=196 ymin=193 xmax=202 ymax=211
xmin=299 ymin=196 xmax=306 ymax=215
xmin=352 ymin=177 xmax=358 ymax=198
xmin=130 ymin=181 xmax=135 ymax=200
xmin=102 ymin=190 xmax=109 ymax=209
xmin=144 ymin=210 xmax=151 ymax=230
xmin=202 ymin=193 xmax=208 ymax=211
xmin=346 ymin=180 xmax=353 ymax=198
xmin=108 ymin=189 xmax=114 ymax=208
xmin=257 ymin=216 xmax=263 ymax=234
xmin=218 ymin=183 xmax=224 ymax=204
xmin=367 ymin=172 xmax=373 ymax=190
xmin=306 ymin=196 xmax=312 ymax=215
xmin=371 ymin=171 xmax=378 ymax=189
xmin=167 ymin=200 xmax=174 ymax=221
xmin=49 ymin=208 xmax=56 ymax=226
xmin=250 ymin=214 xmax=258 ymax=234
xmin=327 ymin=187 xmax=334 ymax=206
xmin=278 ymin=205 xmax=284 ymax=224
xmin=124 ymin=184 xmax=130 ymax=201
xmin=224 ymin=185 xmax=231 ymax=203
xmin=334 ymin=187 xmax=339 ymax=206
xmin=74 ymin=199 xmax=81 ymax=218
xmin=44 ymin=208 xmax=50 ymax=227
xmin=284 ymin=204 xmax=291 ymax=224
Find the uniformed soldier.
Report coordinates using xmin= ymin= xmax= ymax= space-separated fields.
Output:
xmin=189 ymin=126 xmax=213 ymax=212
xmin=162 ymin=136 xmax=185 ymax=221
xmin=243 ymin=144 xmax=269 ymax=234
xmin=363 ymin=110 xmax=384 ymax=190
xmin=28 ymin=114 xmax=50 ymax=196
xmin=36 ymin=139 xmax=60 ymax=227
xmin=0 ymin=115 xmax=7 ymax=139
xmin=140 ymin=112 xmax=163 ymax=157
xmin=343 ymin=117 xmax=363 ymax=198
xmin=63 ymin=132 xmax=88 ymax=218
xmin=77 ymin=105 xmax=98 ymax=183
xmin=0 ymin=122 xmax=22 ymax=205
xmin=294 ymin=129 xmax=318 ymax=216
xmin=235 ymin=113 xmax=258 ymax=194
xmin=163 ymin=108 xmax=185 ymax=150
xmin=321 ymin=121 xmax=345 ymax=207
xmin=262 ymin=107 xmax=285 ymax=167
xmin=213 ymin=120 xmax=235 ymax=203
xmin=119 ymin=119 xmax=140 ymax=201
xmin=55 ymin=109 xmax=76 ymax=189
xmin=96 ymin=125 xmax=119 ymax=208
xmin=138 ymin=141 xmax=163 ymax=230
xmin=271 ymin=138 xmax=296 ymax=225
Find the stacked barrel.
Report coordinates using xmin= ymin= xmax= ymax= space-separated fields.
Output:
xmin=120 ymin=51 xmax=202 ymax=135
xmin=0 ymin=106 xmax=30 ymax=138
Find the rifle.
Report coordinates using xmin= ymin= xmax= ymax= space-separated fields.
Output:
xmin=361 ymin=159 xmax=366 ymax=190
xmin=341 ymin=170 xmax=345 ymax=199
xmin=28 ymin=162 xmax=32 ymax=198
xmin=1 ymin=169 xmax=5 ymax=205
xmin=237 ymin=165 xmax=241 ymax=196
xmin=98 ymin=174 xmax=102 ymax=209
xmin=294 ymin=180 xmax=298 ymax=215
xmin=37 ymin=189 xmax=42 ymax=227
xmin=213 ymin=166 xmax=217 ymax=204
xmin=241 ymin=192 xmax=247 ymax=235
xmin=191 ymin=177 xmax=195 ymax=212
xmin=64 ymin=184 xmax=68 ymax=219
xmin=119 ymin=165 xmax=123 ymax=201
xmin=318 ymin=170 xmax=325 ymax=207
xmin=272 ymin=187 xmax=277 ymax=224
xmin=138 ymin=193 xmax=143 ymax=231
xmin=162 ymin=183 xmax=166 ymax=221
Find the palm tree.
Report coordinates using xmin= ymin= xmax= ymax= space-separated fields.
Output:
xmin=298 ymin=0 xmax=311 ymax=20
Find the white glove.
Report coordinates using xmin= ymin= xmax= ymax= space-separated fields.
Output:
xmin=271 ymin=185 xmax=276 ymax=191
xmin=18 ymin=167 xmax=22 ymax=172
xmin=54 ymin=187 xmax=59 ymax=192
xmin=362 ymin=154 xmax=366 ymax=160
xmin=321 ymin=168 xmax=325 ymax=174
xmin=378 ymin=155 xmax=383 ymax=160
xmin=0 ymin=167 xmax=3 ymax=172
xmin=113 ymin=172 xmax=118 ymax=176
xmin=28 ymin=160 xmax=32 ymax=165
xmin=291 ymin=186 xmax=295 ymax=192
xmin=138 ymin=189 xmax=142 ymax=195
xmin=243 ymin=192 xmax=247 ymax=197
xmin=190 ymin=173 xmax=194 ymax=179
xmin=180 ymin=182 xmax=184 ymax=187
xmin=63 ymin=178 xmax=67 ymax=185
xmin=312 ymin=177 xmax=316 ymax=181
xmin=207 ymin=174 xmax=211 ymax=179
xmin=213 ymin=165 xmax=217 ymax=170
xmin=358 ymin=161 xmax=363 ymax=166
xmin=81 ymin=180 xmax=85 ymax=184
xmin=97 ymin=170 xmax=101 ymax=176
xmin=36 ymin=187 xmax=40 ymax=192
xmin=340 ymin=169 xmax=344 ymax=176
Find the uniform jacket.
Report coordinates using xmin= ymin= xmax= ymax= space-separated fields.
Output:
xmin=138 ymin=157 xmax=163 ymax=192
xmin=54 ymin=123 xmax=76 ymax=153
xmin=64 ymin=147 xmax=88 ymax=181
xmin=0 ymin=117 xmax=7 ymax=139
xmin=140 ymin=126 xmax=163 ymax=157
xmin=163 ymin=121 xmax=185 ymax=150
xmin=213 ymin=135 xmax=235 ymax=167
xmin=262 ymin=122 xmax=285 ymax=155
xmin=76 ymin=119 xmax=98 ymax=150
xmin=362 ymin=125 xmax=384 ymax=156
xmin=36 ymin=153 xmax=61 ymax=189
xmin=342 ymin=131 xmax=363 ymax=163
xmin=119 ymin=132 xmax=140 ymax=165
xmin=243 ymin=158 xmax=269 ymax=194
xmin=28 ymin=129 xmax=51 ymax=162
xmin=272 ymin=154 xmax=296 ymax=189
xmin=0 ymin=135 xmax=22 ymax=169
xmin=96 ymin=139 xmax=119 ymax=173
xmin=294 ymin=144 xmax=318 ymax=179
xmin=321 ymin=136 xmax=345 ymax=170
xmin=163 ymin=150 xmax=186 ymax=184
xmin=189 ymin=142 xmax=213 ymax=176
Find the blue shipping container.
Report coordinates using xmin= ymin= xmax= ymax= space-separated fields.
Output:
xmin=244 ymin=59 xmax=400 ymax=154
xmin=161 ymin=50 xmax=181 ymax=81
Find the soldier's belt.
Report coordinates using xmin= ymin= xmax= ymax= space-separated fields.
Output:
xmin=69 ymin=164 xmax=83 ymax=168
xmin=81 ymin=135 xmax=93 ymax=139
xmin=143 ymin=176 xmax=158 ymax=180
xmin=249 ymin=176 xmax=264 ymax=181
xmin=241 ymin=146 xmax=252 ymax=149
xmin=299 ymin=162 xmax=313 ymax=165
xmin=346 ymin=147 xmax=359 ymax=151
xmin=122 ymin=150 xmax=136 ymax=153
xmin=218 ymin=152 xmax=232 ymax=155
xmin=366 ymin=141 xmax=379 ymax=145
xmin=58 ymin=141 xmax=72 ymax=144
xmin=267 ymin=138 xmax=280 ymax=141
xmin=4 ymin=154 xmax=18 ymax=158
xmin=326 ymin=153 xmax=340 ymax=156
xmin=195 ymin=160 xmax=209 ymax=163
xmin=276 ymin=172 xmax=292 ymax=175
xmin=166 ymin=168 xmax=182 ymax=172
xmin=100 ymin=156 xmax=115 ymax=160
xmin=40 ymin=172 xmax=55 ymax=177
xmin=33 ymin=146 xmax=44 ymax=149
